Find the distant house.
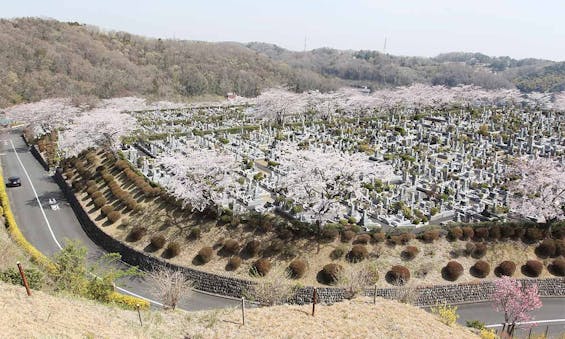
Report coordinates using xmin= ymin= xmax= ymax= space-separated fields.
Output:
xmin=226 ymin=92 xmax=237 ymax=100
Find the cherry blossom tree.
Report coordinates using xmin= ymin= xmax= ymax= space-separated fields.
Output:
xmin=492 ymin=276 xmax=542 ymax=335
xmin=274 ymin=146 xmax=394 ymax=224
xmin=253 ymin=88 xmax=308 ymax=124
xmin=156 ymin=148 xmax=240 ymax=212
xmin=507 ymin=157 xmax=565 ymax=227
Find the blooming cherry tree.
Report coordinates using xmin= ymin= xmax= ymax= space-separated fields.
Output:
xmin=274 ymin=146 xmax=394 ymax=224
xmin=492 ymin=276 xmax=542 ymax=335
xmin=156 ymin=148 xmax=240 ymax=212
xmin=507 ymin=157 xmax=565 ymax=226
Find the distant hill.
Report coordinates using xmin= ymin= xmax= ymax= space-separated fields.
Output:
xmin=0 ymin=17 xmax=563 ymax=108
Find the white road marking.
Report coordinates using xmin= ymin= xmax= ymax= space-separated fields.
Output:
xmin=9 ymin=138 xmax=163 ymax=307
xmin=10 ymin=139 xmax=63 ymax=250
xmin=486 ymin=318 xmax=565 ymax=328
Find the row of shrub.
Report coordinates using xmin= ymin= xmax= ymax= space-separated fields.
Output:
xmin=116 ymin=159 xmax=161 ymax=198
xmin=99 ymin=168 xmax=141 ymax=212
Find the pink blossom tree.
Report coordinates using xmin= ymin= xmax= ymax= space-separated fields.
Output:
xmin=156 ymin=148 xmax=240 ymax=212
xmin=492 ymin=276 xmax=542 ymax=335
xmin=507 ymin=157 xmax=565 ymax=228
xmin=274 ymin=146 xmax=394 ymax=224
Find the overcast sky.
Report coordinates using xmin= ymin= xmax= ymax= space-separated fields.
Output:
xmin=3 ymin=0 xmax=564 ymax=61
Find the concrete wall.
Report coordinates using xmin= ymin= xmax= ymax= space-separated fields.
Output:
xmin=54 ymin=169 xmax=565 ymax=305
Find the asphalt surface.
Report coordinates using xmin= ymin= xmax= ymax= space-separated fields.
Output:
xmin=453 ymin=298 xmax=565 ymax=337
xmin=1 ymin=127 xmax=563 ymax=328
xmin=0 ymin=128 xmax=240 ymax=310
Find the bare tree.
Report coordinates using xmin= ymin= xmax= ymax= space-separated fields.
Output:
xmin=392 ymin=280 xmax=420 ymax=305
xmin=149 ymin=266 xmax=194 ymax=310
xmin=250 ymin=264 xmax=298 ymax=306
xmin=336 ymin=262 xmax=379 ymax=299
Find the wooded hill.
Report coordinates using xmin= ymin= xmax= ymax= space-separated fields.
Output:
xmin=0 ymin=17 xmax=563 ymax=108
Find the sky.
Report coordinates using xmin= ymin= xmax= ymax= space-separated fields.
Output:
xmin=3 ymin=0 xmax=564 ymax=61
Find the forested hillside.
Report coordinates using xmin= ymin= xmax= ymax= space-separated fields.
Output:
xmin=0 ymin=17 xmax=563 ymax=108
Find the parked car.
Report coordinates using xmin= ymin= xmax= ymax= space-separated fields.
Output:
xmin=6 ymin=176 xmax=21 ymax=187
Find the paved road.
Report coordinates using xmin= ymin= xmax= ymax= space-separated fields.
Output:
xmin=1 ymin=127 xmax=563 ymax=327
xmin=0 ymin=128 xmax=240 ymax=310
xmin=454 ymin=298 xmax=565 ymax=338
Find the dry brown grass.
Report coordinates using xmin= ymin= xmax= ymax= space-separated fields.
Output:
xmin=0 ymin=281 xmax=478 ymax=339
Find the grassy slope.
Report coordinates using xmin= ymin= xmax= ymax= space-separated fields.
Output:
xmin=0 ymin=281 xmax=478 ymax=339
xmin=69 ymin=151 xmax=555 ymax=288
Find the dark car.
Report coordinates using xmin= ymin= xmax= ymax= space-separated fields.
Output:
xmin=6 ymin=176 xmax=22 ymax=187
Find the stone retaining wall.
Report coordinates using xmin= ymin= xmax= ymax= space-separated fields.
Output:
xmin=54 ymin=169 xmax=565 ymax=305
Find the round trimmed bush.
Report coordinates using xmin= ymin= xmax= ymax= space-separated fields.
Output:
xmin=252 ymin=258 xmax=271 ymax=277
xmin=222 ymin=239 xmax=240 ymax=256
xmin=420 ymin=229 xmax=441 ymax=243
xmin=354 ymin=234 xmax=371 ymax=245
xmin=470 ymin=260 xmax=490 ymax=278
xmin=288 ymin=259 xmax=307 ymax=279
xmin=401 ymin=246 xmax=419 ymax=260
xmin=188 ymin=227 xmax=201 ymax=240
xmin=347 ymin=244 xmax=368 ymax=263
xmin=372 ymin=232 xmax=386 ymax=243
xmin=535 ymin=239 xmax=556 ymax=259
xmin=319 ymin=263 xmax=342 ymax=285
xmin=489 ymin=225 xmax=502 ymax=241
xmin=226 ymin=256 xmax=242 ymax=271
xmin=127 ymin=226 xmax=146 ymax=242
xmin=125 ymin=198 xmax=138 ymax=211
xmin=320 ymin=226 xmax=339 ymax=241
xmin=399 ymin=233 xmax=414 ymax=245
xmin=464 ymin=242 xmax=476 ymax=257
xmin=442 ymin=261 xmax=464 ymax=281
xmin=522 ymin=260 xmax=543 ymax=277
xmin=86 ymin=186 xmax=97 ymax=195
xmin=93 ymin=197 xmax=107 ymax=208
xmin=447 ymin=227 xmax=463 ymax=241
xmin=150 ymin=234 xmax=166 ymax=249
xmin=107 ymin=211 xmax=121 ymax=223
xmin=165 ymin=241 xmax=181 ymax=258
xmin=244 ymin=240 xmax=261 ymax=257
xmin=524 ymin=228 xmax=543 ymax=243
xmin=196 ymin=246 xmax=214 ymax=264
xmin=473 ymin=227 xmax=489 ymax=241
xmin=330 ymin=245 xmax=347 ymax=260
xmin=100 ymin=205 xmax=114 ymax=216
xmin=386 ymin=265 xmax=410 ymax=285
xmin=91 ymin=191 xmax=103 ymax=200
xmin=471 ymin=243 xmax=488 ymax=259
xmin=341 ymin=230 xmax=356 ymax=243
xmin=495 ymin=261 xmax=516 ymax=277
xmin=548 ymin=258 xmax=565 ymax=276
xmin=461 ymin=227 xmax=474 ymax=240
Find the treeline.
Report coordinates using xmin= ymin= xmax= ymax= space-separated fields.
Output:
xmin=0 ymin=17 xmax=563 ymax=108
xmin=0 ymin=18 xmax=336 ymax=108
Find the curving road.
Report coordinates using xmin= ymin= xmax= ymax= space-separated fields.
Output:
xmin=0 ymin=128 xmax=240 ymax=310
xmin=1 ymin=127 xmax=563 ymax=329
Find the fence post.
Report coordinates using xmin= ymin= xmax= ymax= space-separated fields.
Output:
xmin=241 ymin=297 xmax=245 ymax=326
xmin=373 ymin=284 xmax=377 ymax=304
xmin=312 ymin=288 xmax=317 ymax=317
xmin=136 ymin=304 xmax=143 ymax=327
xmin=17 ymin=262 xmax=31 ymax=296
